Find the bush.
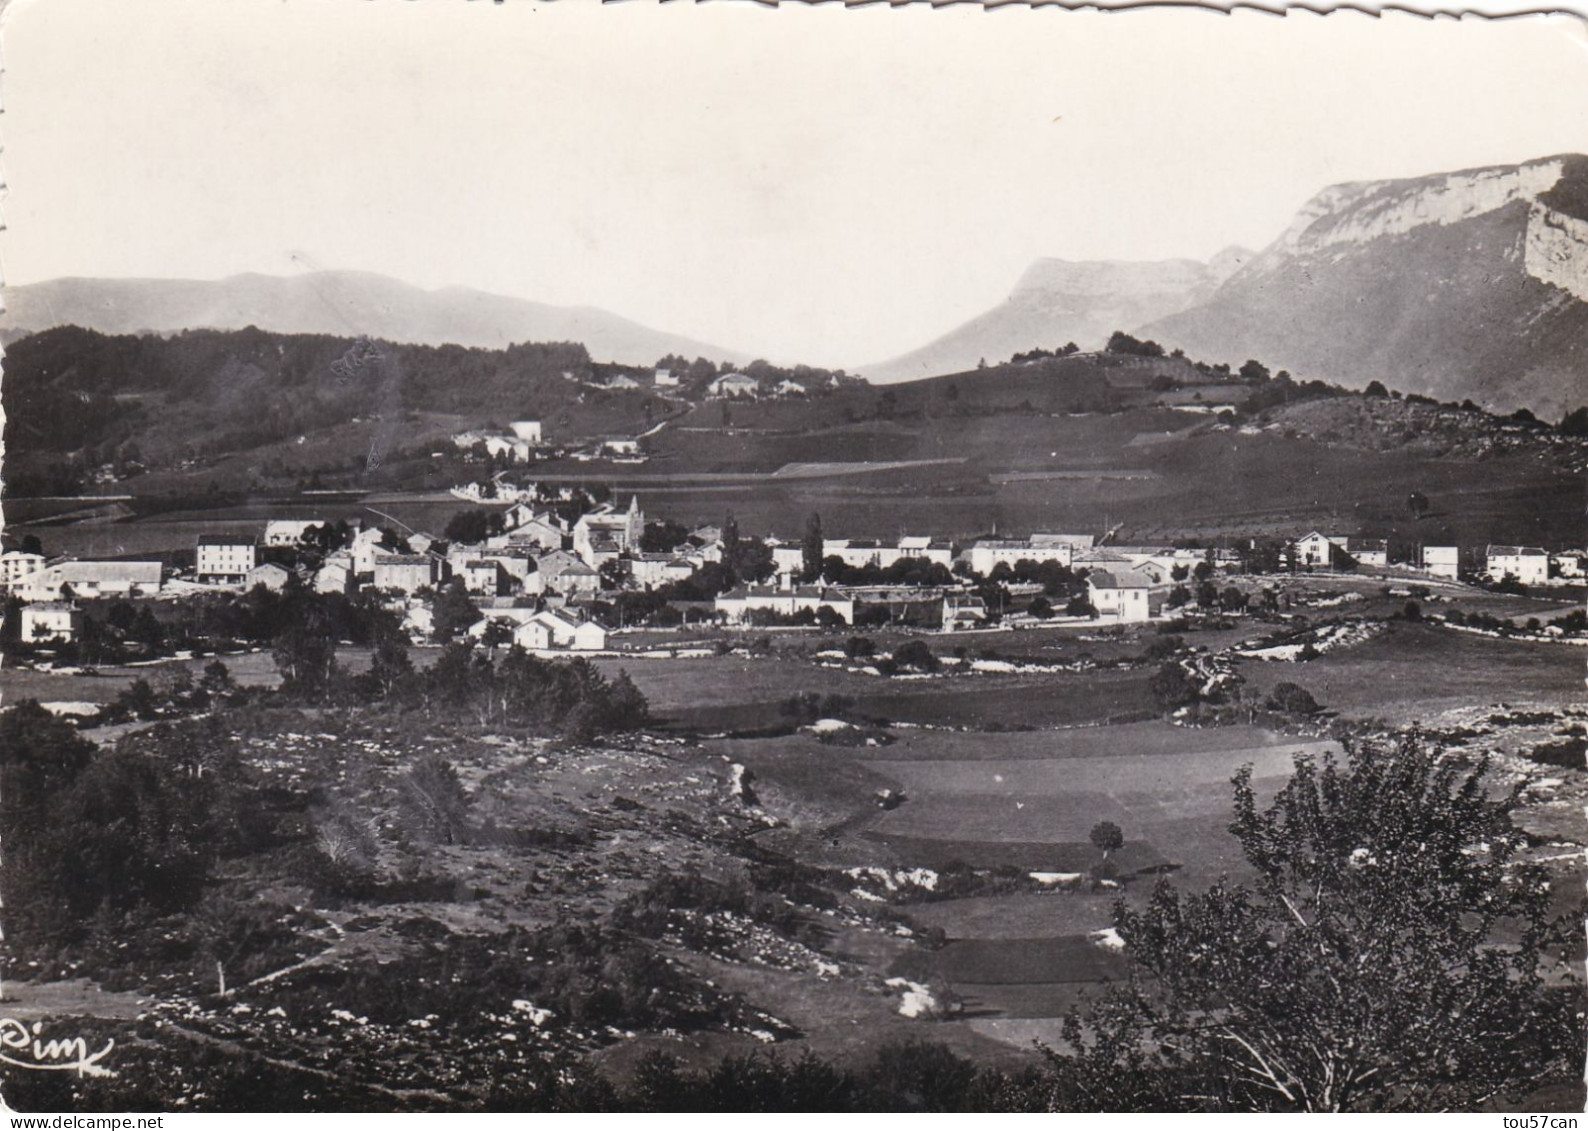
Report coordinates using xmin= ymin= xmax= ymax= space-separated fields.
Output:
xmin=1266 ymin=681 xmax=1320 ymax=715
xmin=892 ymin=640 xmax=939 ymax=673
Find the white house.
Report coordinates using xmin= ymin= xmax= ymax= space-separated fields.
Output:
xmin=17 ymin=560 xmax=164 ymax=601
xmin=1291 ymin=532 xmax=1344 ymax=569
xmin=513 ymin=609 xmax=608 ymax=651
xmin=263 ymin=520 xmax=324 ymax=547
xmin=654 ymin=368 xmax=679 ymax=389
xmin=197 ymin=535 xmax=257 ymax=584
xmin=0 ymin=550 xmax=47 ymax=592
xmin=373 ymin=554 xmax=440 ymax=595
xmin=1087 ymin=568 xmax=1157 ymax=623
xmin=21 ymin=602 xmax=83 ymax=644
xmin=460 ymin=559 xmax=505 ymax=596
xmin=707 ymin=372 xmax=760 ymax=398
xmin=351 ymin=527 xmax=390 ymax=574
xmin=510 ymin=420 xmax=543 ymax=443
xmin=775 ymin=379 xmax=807 ymax=397
xmin=246 ymin=562 xmax=292 ymax=592
xmin=1486 ymin=545 xmax=1549 ymax=586
xmin=1421 ymin=545 xmax=1460 ymax=580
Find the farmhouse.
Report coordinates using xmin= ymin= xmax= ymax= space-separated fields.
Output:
xmin=653 ymin=367 xmax=679 ymax=388
xmin=373 ymin=554 xmax=440 ymax=595
xmin=512 ymin=610 xmax=608 ymax=651
xmin=197 ymin=535 xmax=258 ymax=584
xmin=1344 ymin=538 xmax=1388 ymax=568
xmin=20 ymin=602 xmax=83 ymax=644
xmin=1087 ymin=568 xmax=1157 ymax=623
xmin=510 ymin=420 xmax=543 ymax=443
xmin=16 ymin=560 xmax=164 ymax=601
xmin=0 ymin=550 xmax=47 ymax=592
xmin=942 ymin=593 xmax=988 ymax=631
xmin=1551 ymin=551 xmax=1585 ymax=580
xmin=715 ymin=584 xmax=854 ymax=625
xmin=246 ymin=562 xmax=292 ymax=592
xmin=707 ymin=372 xmax=759 ymax=398
xmin=1486 ymin=545 xmax=1549 ymax=586
xmin=775 ymin=379 xmax=807 ymax=397
xmin=1421 ymin=545 xmax=1460 ymax=579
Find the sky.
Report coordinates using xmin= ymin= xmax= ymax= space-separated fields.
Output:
xmin=3 ymin=0 xmax=1587 ymax=367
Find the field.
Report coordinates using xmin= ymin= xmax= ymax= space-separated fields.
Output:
xmin=1235 ymin=621 xmax=1586 ymax=724
xmin=593 ymin=653 xmax=1158 ymax=732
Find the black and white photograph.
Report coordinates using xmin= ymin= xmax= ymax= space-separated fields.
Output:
xmin=0 ymin=0 xmax=1584 ymax=1114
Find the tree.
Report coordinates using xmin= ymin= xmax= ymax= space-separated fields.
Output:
xmin=1363 ymin=380 xmax=1389 ymax=398
xmin=444 ymin=508 xmax=503 ymax=545
xmin=1057 ymin=737 xmax=1578 ymax=1111
xmin=1089 ymin=820 xmax=1124 ymax=860
xmin=1149 ymin=661 xmax=1199 ymax=712
xmin=801 ymin=513 xmax=824 ymax=583
xmin=1559 ymin=406 xmax=1588 ymax=436
xmin=1406 ymin=491 xmax=1430 ymax=521
xmin=272 ymin=626 xmax=336 ymax=699
xmin=431 ymin=579 xmax=482 ymax=642
xmin=1239 ymin=360 xmax=1271 ymax=383
xmin=1264 ymin=681 xmax=1319 ymax=715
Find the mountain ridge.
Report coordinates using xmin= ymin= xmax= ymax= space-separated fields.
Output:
xmin=1142 ymin=154 xmax=1588 ymax=417
xmin=0 ymin=270 xmax=748 ymax=368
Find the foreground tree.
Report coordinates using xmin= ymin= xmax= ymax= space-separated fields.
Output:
xmin=1054 ymin=736 xmax=1579 ymax=1111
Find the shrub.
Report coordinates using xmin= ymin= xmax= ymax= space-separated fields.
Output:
xmin=1266 ymin=681 xmax=1320 ymax=715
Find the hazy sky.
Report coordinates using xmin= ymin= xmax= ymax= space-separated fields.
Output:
xmin=4 ymin=1 xmax=1586 ymax=366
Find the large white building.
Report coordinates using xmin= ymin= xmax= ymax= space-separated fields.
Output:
xmin=510 ymin=420 xmax=543 ymax=443
xmin=1421 ymin=545 xmax=1460 ymax=580
xmin=197 ymin=535 xmax=258 ymax=584
xmin=1486 ymin=545 xmax=1549 ymax=586
xmin=0 ymin=550 xmax=47 ymax=592
xmin=967 ymin=534 xmax=1093 ymax=577
xmin=16 ymin=560 xmax=164 ymax=601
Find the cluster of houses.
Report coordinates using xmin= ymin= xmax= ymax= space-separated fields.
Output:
xmin=1289 ymin=531 xmax=1582 ymax=587
xmin=6 ymin=504 xmax=1586 ymax=649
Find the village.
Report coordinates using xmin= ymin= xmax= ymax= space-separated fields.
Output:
xmin=4 ymin=433 xmax=1584 ymax=663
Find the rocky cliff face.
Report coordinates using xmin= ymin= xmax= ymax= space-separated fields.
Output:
xmin=1145 ymin=156 xmax=1588 ymax=418
xmin=860 ymin=251 xmax=1249 ymax=384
